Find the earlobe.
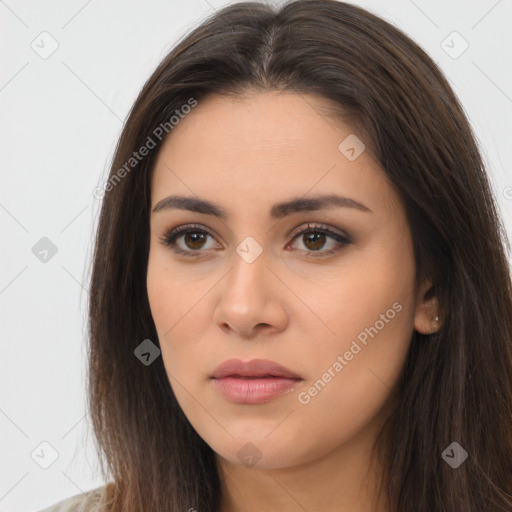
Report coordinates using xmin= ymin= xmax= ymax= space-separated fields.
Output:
xmin=413 ymin=279 xmax=442 ymax=335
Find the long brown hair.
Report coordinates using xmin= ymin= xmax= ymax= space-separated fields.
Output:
xmin=87 ymin=1 xmax=512 ymax=510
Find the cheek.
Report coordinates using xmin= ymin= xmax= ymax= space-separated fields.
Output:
xmin=147 ymin=245 xmax=189 ymax=330
xmin=293 ymin=297 xmax=413 ymax=454
xmin=147 ymin=250 xmax=182 ymax=357
xmin=303 ymin=280 xmax=413 ymax=402
xmin=146 ymin=249 xmax=208 ymax=384
xmin=298 ymin=251 xmax=414 ymax=352
xmin=295 ymin=245 xmax=415 ymax=412
xmin=146 ymin=251 xmax=169 ymax=330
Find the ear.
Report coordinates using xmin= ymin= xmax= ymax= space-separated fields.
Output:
xmin=413 ymin=278 xmax=442 ymax=335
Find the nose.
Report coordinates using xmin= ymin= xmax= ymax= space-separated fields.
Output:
xmin=212 ymin=247 xmax=287 ymax=339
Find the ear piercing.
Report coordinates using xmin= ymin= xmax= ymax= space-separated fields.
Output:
xmin=429 ymin=314 xmax=440 ymax=334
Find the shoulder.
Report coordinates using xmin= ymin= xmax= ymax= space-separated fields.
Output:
xmin=38 ymin=484 xmax=111 ymax=512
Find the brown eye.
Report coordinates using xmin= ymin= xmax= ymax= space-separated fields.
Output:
xmin=160 ymin=222 xmax=351 ymax=258
xmin=288 ymin=224 xmax=351 ymax=257
xmin=301 ymin=232 xmax=328 ymax=251
xmin=160 ymin=224 xmax=220 ymax=256
xmin=181 ymin=232 xmax=208 ymax=250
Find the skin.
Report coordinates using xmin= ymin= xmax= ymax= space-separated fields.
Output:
xmin=147 ymin=91 xmax=440 ymax=512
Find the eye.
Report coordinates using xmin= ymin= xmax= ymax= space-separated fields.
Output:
xmin=158 ymin=223 xmax=220 ymax=256
xmin=287 ymin=223 xmax=351 ymax=257
xmin=159 ymin=222 xmax=351 ymax=258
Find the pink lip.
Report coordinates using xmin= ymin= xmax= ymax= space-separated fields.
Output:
xmin=210 ymin=358 xmax=303 ymax=404
xmin=211 ymin=358 xmax=302 ymax=379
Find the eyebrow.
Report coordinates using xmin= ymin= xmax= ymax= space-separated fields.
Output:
xmin=152 ymin=194 xmax=372 ymax=219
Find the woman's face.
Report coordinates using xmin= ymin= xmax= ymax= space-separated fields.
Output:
xmin=147 ymin=92 xmax=434 ymax=471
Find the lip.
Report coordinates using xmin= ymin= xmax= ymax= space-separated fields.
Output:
xmin=211 ymin=358 xmax=302 ymax=379
xmin=210 ymin=358 xmax=303 ymax=404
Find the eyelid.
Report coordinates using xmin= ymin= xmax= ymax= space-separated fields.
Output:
xmin=288 ymin=222 xmax=351 ymax=242
xmin=158 ymin=223 xmax=221 ymax=254
xmin=159 ymin=222 xmax=352 ymax=257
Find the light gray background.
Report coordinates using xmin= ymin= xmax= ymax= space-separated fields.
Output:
xmin=1 ymin=0 xmax=511 ymax=510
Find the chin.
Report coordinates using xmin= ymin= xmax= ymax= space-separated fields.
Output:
xmin=208 ymin=432 xmax=305 ymax=470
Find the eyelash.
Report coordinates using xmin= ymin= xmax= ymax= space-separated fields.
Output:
xmin=158 ymin=222 xmax=352 ymax=259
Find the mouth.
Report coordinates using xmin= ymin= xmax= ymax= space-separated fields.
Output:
xmin=211 ymin=375 xmax=303 ymax=404
xmin=221 ymin=375 xmax=298 ymax=379
xmin=211 ymin=358 xmax=302 ymax=380
xmin=210 ymin=358 xmax=303 ymax=404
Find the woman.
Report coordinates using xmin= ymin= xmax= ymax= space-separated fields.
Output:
xmin=40 ymin=0 xmax=512 ymax=511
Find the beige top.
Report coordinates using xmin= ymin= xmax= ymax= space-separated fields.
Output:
xmin=38 ymin=485 xmax=110 ymax=512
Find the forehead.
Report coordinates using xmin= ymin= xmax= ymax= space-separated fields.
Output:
xmin=150 ymin=92 xmax=399 ymax=220
xmin=157 ymin=91 xmax=364 ymax=159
